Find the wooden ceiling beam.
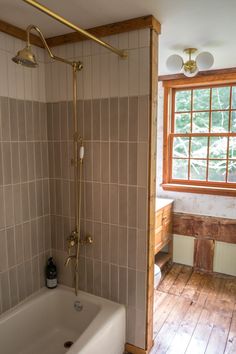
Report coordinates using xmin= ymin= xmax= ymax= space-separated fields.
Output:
xmin=0 ymin=15 xmax=161 ymax=49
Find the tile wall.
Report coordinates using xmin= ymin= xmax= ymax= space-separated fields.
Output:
xmin=0 ymin=32 xmax=51 ymax=314
xmin=46 ymin=29 xmax=151 ymax=348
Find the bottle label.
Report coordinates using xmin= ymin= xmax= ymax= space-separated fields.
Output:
xmin=47 ymin=278 xmax=57 ymax=288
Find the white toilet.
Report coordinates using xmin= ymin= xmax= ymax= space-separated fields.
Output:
xmin=154 ymin=264 xmax=162 ymax=288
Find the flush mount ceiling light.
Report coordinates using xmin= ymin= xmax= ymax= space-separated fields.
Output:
xmin=166 ymin=48 xmax=214 ymax=77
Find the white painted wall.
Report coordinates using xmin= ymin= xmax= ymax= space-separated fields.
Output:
xmin=156 ymin=82 xmax=236 ymax=219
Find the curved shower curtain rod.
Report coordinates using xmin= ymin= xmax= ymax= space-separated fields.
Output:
xmin=23 ymin=0 xmax=128 ymax=58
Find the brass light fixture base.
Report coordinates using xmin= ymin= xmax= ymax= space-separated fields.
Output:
xmin=184 ymin=48 xmax=197 ymax=55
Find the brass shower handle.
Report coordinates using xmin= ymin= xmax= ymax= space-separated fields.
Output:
xmin=79 ymin=235 xmax=93 ymax=245
xmin=67 ymin=231 xmax=78 ymax=248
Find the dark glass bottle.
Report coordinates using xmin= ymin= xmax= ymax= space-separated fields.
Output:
xmin=46 ymin=257 xmax=57 ymax=289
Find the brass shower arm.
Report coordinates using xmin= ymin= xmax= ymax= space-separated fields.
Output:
xmin=23 ymin=0 xmax=127 ymax=58
xmin=26 ymin=24 xmax=78 ymax=67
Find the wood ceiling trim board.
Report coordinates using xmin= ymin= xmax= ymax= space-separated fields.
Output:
xmin=46 ymin=15 xmax=161 ymax=47
xmin=0 ymin=19 xmax=44 ymax=48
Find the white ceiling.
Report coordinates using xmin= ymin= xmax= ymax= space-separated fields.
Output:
xmin=1 ymin=0 xmax=236 ymax=74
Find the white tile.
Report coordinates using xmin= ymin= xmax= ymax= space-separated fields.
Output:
xmin=139 ymin=28 xmax=150 ymax=48
xmin=74 ymin=42 xmax=83 ymax=58
xmin=59 ymin=62 xmax=68 ymax=101
xmin=119 ymin=55 xmax=128 ymax=97
xmin=83 ymin=40 xmax=92 ymax=56
xmin=100 ymin=53 xmax=110 ymax=98
xmin=128 ymin=30 xmax=139 ymax=49
xmin=0 ymin=51 xmax=8 ymax=97
xmin=110 ymin=54 xmax=119 ymax=97
xmin=16 ymin=63 xmax=25 ymax=101
xmin=0 ymin=32 xmax=6 ymax=51
xmin=38 ymin=63 xmax=46 ymax=102
xmin=128 ymin=49 xmax=139 ymax=96
xmin=83 ymin=56 xmax=92 ymax=99
xmin=5 ymin=34 xmax=14 ymax=54
xmin=66 ymin=64 xmax=73 ymax=101
xmin=45 ymin=63 xmax=52 ymax=102
xmin=118 ymin=32 xmax=128 ymax=50
xmin=66 ymin=43 xmax=74 ymax=59
xmin=7 ymin=53 xmax=17 ymax=98
xmin=24 ymin=66 xmax=32 ymax=101
xmin=139 ymin=47 xmax=150 ymax=96
xmin=77 ymin=68 xmax=84 ymax=100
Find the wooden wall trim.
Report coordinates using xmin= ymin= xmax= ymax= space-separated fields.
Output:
xmin=46 ymin=15 xmax=161 ymax=47
xmin=159 ymin=67 xmax=236 ymax=82
xmin=125 ymin=343 xmax=148 ymax=354
xmin=173 ymin=212 xmax=236 ymax=244
xmin=146 ymin=28 xmax=158 ymax=353
xmin=0 ymin=19 xmax=44 ymax=48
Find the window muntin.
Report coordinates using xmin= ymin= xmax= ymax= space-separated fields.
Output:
xmin=169 ymin=84 xmax=236 ymax=186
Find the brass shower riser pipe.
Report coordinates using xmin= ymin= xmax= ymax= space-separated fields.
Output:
xmin=23 ymin=0 xmax=127 ymax=58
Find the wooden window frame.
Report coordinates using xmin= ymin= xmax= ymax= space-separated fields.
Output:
xmin=162 ymin=72 xmax=236 ymax=197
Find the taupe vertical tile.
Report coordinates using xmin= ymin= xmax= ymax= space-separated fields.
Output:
xmin=137 ymin=187 xmax=147 ymax=230
xmin=136 ymin=271 xmax=146 ymax=311
xmin=101 ymin=142 xmax=109 ymax=183
xmin=9 ymin=267 xmax=18 ymax=307
xmin=44 ymin=215 xmax=51 ymax=251
xmin=21 ymin=183 xmax=30 ymax=222
xmin=17 ymin=100 xmax=26 ymax=141
xmin=101 ymin=224 xmax=109 ymax=263
xmin=29 ymin=182 xmax=37 ymax=219
xmin=110 ymin=97 xmax=118 ymax=141
xmin=15 ymin=224 xmax=24 ymax=264
xmin=138 ymin=95 xmax=149 ymax=142
xmin=135 ymin=309 xmax=146 ymax=348
xmin=42 ymin=142 xmax=49 ymax=178
xmin=61 ymin=142 xmax=69 ymax=180
xmin=2 ymin=142 xmax=12 ymax=184
xmin=68 ymin=101 xmax=74 ymax=141
xmin=9 ymin=98 xmax=18 ymax=141
xmin=36 ymin=180 xmax=43 ymax=217
xmin=137 ymin=230 xmax=147 ymax=271
xmin=110 ymin=142 xmax=118 ymax=183
xmin=35 ymin=142 xmax=42 ymax=179
xmin=40 ymin=102 xmax=47 ymax=141
xmin=137 ymin=142 xmax=148 ymax=187
xmin=92 ymin=99 xmax=100 ymax=140
xmin=6 ymin=227 xmax=16 ymax=268
xmin=32 ymin=256 xmax=40 ymax=293
xmin=62 ymin=180 xmax=70 ymax=217
xmin=128 ymin=228 xmax=137 ymax=269
xmin=13 ymin=184 xmax=22 ymax=224
xmin=55 ymin=179 xmax=62 ymax=216
xmin=27 ymin=142 xmax=35 ymax=180
xmin=101 ymin=184 xmax=109 ymax=223
xmin=85 ymin=220 xmax=94 ymax=258
xmin=118 ymin=226 xmax=127 ymax=267
xmin=4 ymin=185 xmax=14 ymax=227
xmin=84 ymin=142 xmax=92 ymax=181
xmin=52 ymin=103 xmax=60 ymax=141
xmin=109 ymin=184 xmax=118 ymax=225
xmin=85 ymin=182 xmax=93 ymax=219
xmin=0 ymin=187 xmax=5 ymax=229
xmin=119 ymin=185 xmax=127 ymax=226
xmin=101 ymin=262 xmax=110 ymax=299
xmin=54 ymin=142 xmax=61 ymax=178
xmin=84 ymin=100 xmax=92 ymax=140
xmin=60 ymin=102 xmax=68 ymax=141
xmin=110 ymin=225 xmax=118 ymax=264
xmin=46 ymin=103 xmax=53 ymax=141
xmin=110 ymin=264 xmax=118 ymax=302
xmin=0 ymin=271 xmax=11 ymax=312
xmin=11 ymin=142 xmax=20 ymax=184
xmin=0 ymin=143 xmax=3 ymax=185
xmin=78 ymin=100 xmax=84 ymax=136
xmin=93 ymin=142 xmax=101 ymax=181
xmin=119 ymin=143 xmax=128 ymax=184
xmin=38 ymin=253 xmax=46 ymax=288
xmin=43 ymin=179 xmax=50 ymax=215
xmin=93 ymin=222 xmax=101 ymax=260
xmin=93 ymin=183 xmax=101 ymax=221
xmin=101 ymin=98 xmax=109 ymax=141
xmin=37 ymin=217 xmax=44 ymax=253
xmin=128 ymin=186 xmax=137 ymax=228
xmin=93 ymin=260 xmax=101 ymax=296
xmin=128 ymin=142 xmax=138 ymax=185
xmin=0 ymin=230 xmax=7 ymax=272
xmin=69 ymin=181 xmax=75 ymax=218
xmin=119 ymin=266 xmax=127 ymax=305
xmin=48 ymin=142 xmax=54 ymax=179
xmin=24 ymin=260 xmax=33 ymax=297
xmin=78 ymin=256 xmax=86 ymax=291
xmin=33 ymin=102 xmax=41 ymax=141
xmin=19 ymin=142 xmax=28 ymax=182
xmin=17 ymin=263 xmax=26 ymax=302
xmin=25 ymin=101 xmax=34 ymax=141
xmin=128 ymin=268 xmax=136 ymax=307
xmin=23 ymin=222 xmax=31 ymax=261
xmin=1 ymin=97 xmax=10 ymax=141
xmin=129 ymin=96 xmax=138 ymax=141
xmin=86 ymin=258 xmax=94 ymax=294
xmin=119 ymin=97 xmax=128 ymax=141
xmin=31 ymin=219 xmax=38 ymax=257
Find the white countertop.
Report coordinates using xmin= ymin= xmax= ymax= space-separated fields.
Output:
xmin=155 ymin=197 xmax=174 ymax=211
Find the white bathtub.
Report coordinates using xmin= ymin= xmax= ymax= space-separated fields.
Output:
xmin=0 ymin=285 xmax=126 ymax=354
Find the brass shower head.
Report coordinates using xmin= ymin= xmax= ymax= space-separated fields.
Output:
xmin=12 ymin=45 xmax=38 ymax=68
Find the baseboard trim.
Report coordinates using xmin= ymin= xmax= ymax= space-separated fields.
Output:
xmin=125 ymin=343 xmax=147 ymax=354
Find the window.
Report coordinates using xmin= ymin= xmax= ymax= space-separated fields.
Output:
xmin=163 ymin=80 xmax=236 ymax=196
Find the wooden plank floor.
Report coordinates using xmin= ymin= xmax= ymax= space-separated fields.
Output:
xmin=150 ymin=264 xmax=236 ymax=354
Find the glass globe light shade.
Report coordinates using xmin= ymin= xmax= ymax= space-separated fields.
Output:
xmin=166 ymin=54 xmax=183 ymax=73
xmin=196 ymin=52 xmax=214 ymax=70
xmin=183 ymin=65 xmax=199 ymax=77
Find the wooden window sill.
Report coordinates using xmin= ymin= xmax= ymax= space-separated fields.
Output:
xmin=162 ymin=183 xmax=236 ymax=197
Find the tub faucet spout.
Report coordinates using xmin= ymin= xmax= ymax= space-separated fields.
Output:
xmin=65 ymin=255 xmax=76 ymax=267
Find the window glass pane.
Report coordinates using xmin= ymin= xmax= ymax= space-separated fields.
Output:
xmin=209 ymin=137 xmax=227 ymax=159
xmin=173 ymin=137 xmax=189 ymax=158
xmin=231 ymin=111 xmax=236 ymax=132
xmin=229 ymin=137 xmax=236 ymax=159
xmin=191 ymin=137 xmax=208 ymax=158
xmin=193 ymin=88 xmax=210 ymax=111
xmin=190 ymin=160 xmax=207 ymax=180
xmin=172 ymin=159 xmax=188 ymax=179
xmin=208 ymin=160 xmax=226 ymax=182
xmin=211 ymin=111 xmax=229 ymax=132
xmin=232 ymin=86 xmax=236 ymax=109
xmin=228 ymin=160 xmax=236 ymax=182
xmin=212 ymin=86 xmax=230 ymax=110
xmin=175 ymin=90 xmax=191 ymax=112
xmin=174 ymin=113 xmax=191 ymax=133
xmin=192 ymin=112 xmax=209 ymax=133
